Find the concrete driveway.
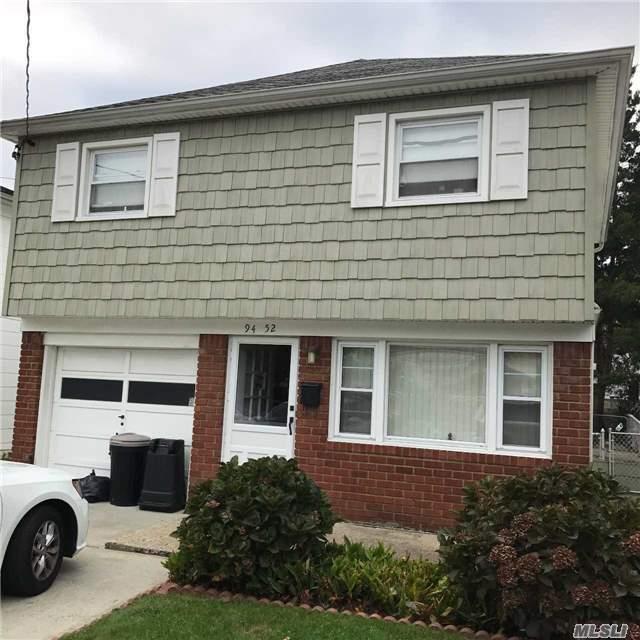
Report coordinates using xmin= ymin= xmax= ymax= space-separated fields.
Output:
xmin=1 ymin=504 xmax=182 ymax=640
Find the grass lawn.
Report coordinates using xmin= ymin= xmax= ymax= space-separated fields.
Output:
xmin=62 ymin=594 xmax=455 ymax=640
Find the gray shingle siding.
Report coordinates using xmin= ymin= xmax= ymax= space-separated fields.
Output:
xmin=8 ymin=79 xmax=589 ymax=322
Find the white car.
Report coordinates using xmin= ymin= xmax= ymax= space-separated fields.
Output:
xmin=0 ymin=462 xmax=89 ymax=596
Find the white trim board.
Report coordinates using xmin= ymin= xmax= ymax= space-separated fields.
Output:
xmin=33 ymin=345 xmax=58 ymax=466
xmin=44 ymin=332 xmax=199 ymax=349
xmin=25 ymin=318 xmax=596 ymax=343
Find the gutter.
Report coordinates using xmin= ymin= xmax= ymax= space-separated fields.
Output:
xmin=0 ymin=46 xmax=635 ymax=141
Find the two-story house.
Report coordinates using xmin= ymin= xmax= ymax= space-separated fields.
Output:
xmin=1 ymin=48 xmax=632 ymax=529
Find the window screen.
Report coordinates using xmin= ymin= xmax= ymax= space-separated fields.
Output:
xmin=234 ymin=344 xmax=291 ymax=426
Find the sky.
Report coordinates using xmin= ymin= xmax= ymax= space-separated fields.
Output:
xmin=1 ymin=0 xmax=639 ymax=190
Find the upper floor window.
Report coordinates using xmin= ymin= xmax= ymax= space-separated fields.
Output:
xmin=386 ymin=106 xmax=491 ymax=207
xmin=87 ymin=144 xmax=150 ymax=216
xmin=351 ymin=99 xmax=529 ymax=209
xmin=50 ymin=132 xmax=180 ymax=223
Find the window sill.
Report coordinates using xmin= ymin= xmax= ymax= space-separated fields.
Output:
xmin=384 ymin=192 xmax=487 ymax=208
xmin=330 ymin=433 xmax=378 ymax=444
xmin=328 ymin=434 xmax=552 ymax=459
xmin=74 ymin=211 xmax=148 ymax=222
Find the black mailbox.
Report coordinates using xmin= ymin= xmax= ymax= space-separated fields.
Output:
xmin=300 ymin=382 xmax=322 ymax=408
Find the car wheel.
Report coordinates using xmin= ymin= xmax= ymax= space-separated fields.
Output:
xmin=1 ymin=505 xmax=65 ymax=596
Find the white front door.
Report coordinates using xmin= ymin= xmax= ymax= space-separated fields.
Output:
xmin=48 ymin=347 xmax=197 ymax=477
xmin=222 ymin=337 xmax=298 ymax=463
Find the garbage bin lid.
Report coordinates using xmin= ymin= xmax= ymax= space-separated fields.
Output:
xmin=110 ymin=432 xmax=152 ymax=447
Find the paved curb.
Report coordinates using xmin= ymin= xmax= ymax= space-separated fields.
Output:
xmin=153 ymin=581 xmax=523 ymax=640
xmin=104 ymin=541 xmax=171 ymax=557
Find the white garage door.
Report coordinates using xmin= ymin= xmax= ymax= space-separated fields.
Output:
xmin=49 ymin=347 xmax=198 ymax=477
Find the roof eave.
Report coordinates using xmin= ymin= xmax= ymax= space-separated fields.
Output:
xmin=0 ymin=46 xmax=634 ymax=142
xmin=597 ymin=49 xmax=635 ymax=248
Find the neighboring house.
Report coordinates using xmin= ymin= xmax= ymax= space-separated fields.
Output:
xmin=0 ymin=186 xmax=20 ymax=452
xmin=0 ymin=47 xmax=633 ymax=529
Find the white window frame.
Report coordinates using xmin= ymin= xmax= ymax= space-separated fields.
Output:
xmin=332 ymin=341 xmax=381 ymax=441
xmin=497 ymin=345 xmax=551 ymax=455
xmin=77 ymin=137 xmax=153 ymax=221
xmin=385 ymin=105 xmax=491 ymax=208
xmin=329 ymin=339 xmax=552 ymax=459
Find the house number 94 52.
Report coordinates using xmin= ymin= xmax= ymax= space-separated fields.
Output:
xmin=244 ymin=323 xmax=276 ymax=334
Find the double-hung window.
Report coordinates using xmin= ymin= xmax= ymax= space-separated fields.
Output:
xmin=498 ymin=347 xmax=548 ymax=452
xmin=336 ymin=344 xmax=377 ymax=437
xmin=351 ymin=100 xmax=530 ymax=208
xmin=386 ymin=106 xmax=491 ymax=207
xmin=331 ymin=340 xmax=551 ymax=457
xmin=79 ymin=138 xmax=152 ymax=219
xmin=51 ymin=132 xmax=180 ymax=222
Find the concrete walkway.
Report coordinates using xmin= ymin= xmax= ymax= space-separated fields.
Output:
xmin=105 ymin=510 xmax=440 ymax=561
xmin=0 ymin=504 xmax=439 ymax=640
xmin=1 ymin=505 xmax=176 ymax=640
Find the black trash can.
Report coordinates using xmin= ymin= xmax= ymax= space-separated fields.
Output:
xmin=109 ymin=433 xmax=151 ymax=506
xmin=139 ymin=439 xmax=186 ymax=513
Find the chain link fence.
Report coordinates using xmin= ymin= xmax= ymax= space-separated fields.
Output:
xmin=592 ymin=427 xmax=640 ymax=494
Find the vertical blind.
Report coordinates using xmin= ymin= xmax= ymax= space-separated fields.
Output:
xmin=387 ymin=345 xmax=487 ymax=443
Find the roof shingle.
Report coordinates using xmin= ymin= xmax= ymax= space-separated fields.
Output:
xmin=48 ymin=54 xmax=556 ymax=116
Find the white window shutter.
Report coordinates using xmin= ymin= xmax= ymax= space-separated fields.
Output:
xmin=51 ymin=142 xmax=80 ymax=222
xmin=351 ymin=113 xmax=387 ymax=208
xmin=490 ymin=99 xmax=530 ymax=200
xmin=148 ymin=132 xmax=180 ymax=217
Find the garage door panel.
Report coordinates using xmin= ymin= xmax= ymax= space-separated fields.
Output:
xmin=50 ymin=433 xmax=112 ymax=477
xmin=61 ymin=347 xmax=127 ymax=374
xmin=129 ymin=349 xmax=197 ymax=377
xmin=52 ymin=404 xmax=122 ymax=438
xmin=125 ymin=409 xmax=194 ymax=445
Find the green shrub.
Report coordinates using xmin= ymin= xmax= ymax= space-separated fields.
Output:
xmin=438 ymin=466 xmax=640 ymax=639
xmin=316 ymin=540 xmax=456 ymax=619
xmin=165 ymin=456 xmax=338 ymax=596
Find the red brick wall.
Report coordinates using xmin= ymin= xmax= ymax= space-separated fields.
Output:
xmin=552 ymin=342 xmax=592 ymax=465
xmin=295 ymin=338 xmax=592 ymax=531
xmin=9 ymin=330 xmax=591 ymax=531
xmin=189 ymin=334 xmax=228 ymax=487
xmin=10 ymin=332 xmax=45 ymax=463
